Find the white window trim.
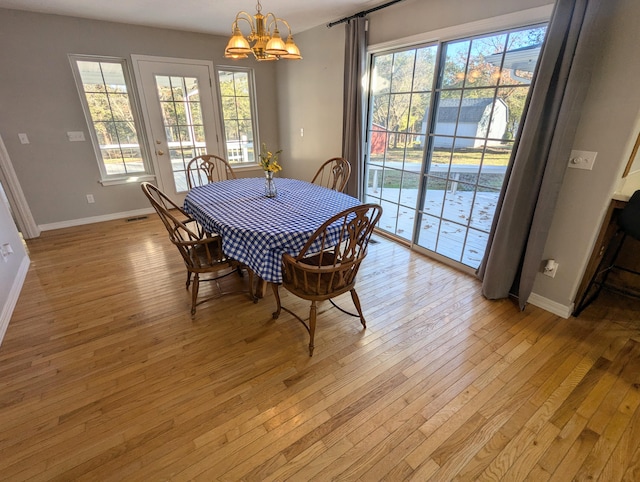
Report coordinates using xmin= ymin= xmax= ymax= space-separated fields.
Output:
xmin=69 ymin=54 xmax=153 ymax=186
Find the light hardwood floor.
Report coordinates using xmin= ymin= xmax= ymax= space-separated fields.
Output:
xmin=1 ymin=214 xmax=640 ymax=481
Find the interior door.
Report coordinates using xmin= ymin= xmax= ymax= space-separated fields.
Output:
xmin=133 ymin=56 xmax=223 ymax=203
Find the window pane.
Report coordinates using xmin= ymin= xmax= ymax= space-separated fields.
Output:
xmin=171 ymin=77 xmax=185 ymax=101
xmin=413 ymin=46 xmax=437 ymax=91
xmin=466 ymin=33 xmax=507 ymax=87
xmin=234 ymin=73 xmax=249 ymax=95
xmin=86 ymin=93 xmax=111 ymax=121
xmin=372 ymin=54 xmax=393 ymax=94
xmin=185 ymin=77 xmax=199 ymax=101
xmin=389 ymin=93 xmax=412 ymax=133
xmin=236 ymin=97 xmax=251 ymax=119
xmin=408 ymin=93 xmax=430 ymax=135
xmin=433 ymin=91 xmax=462 ymax=135
xmin=371 ymin=94 xmax=391 ymax=130
xmin=109 ymin=93 xmax=134 ymax=121
xmin=390 ymin=50 xmax=416 ymax=93
xmin=189 ymin=102 xmax=203 ymax=125
xmin=115 ymin=122 xmax=138 ymax=145
xmin=440 ymin=40 xmax=470 ymax=89
xmin=156 ymin=76 xmax=173 ymax=101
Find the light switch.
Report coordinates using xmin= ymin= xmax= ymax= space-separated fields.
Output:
xmin=67 ymin=131 xmax=86 ymax=142
xmin=18 ymin=133 xmax=29 ymax=144
xmin=568 ymin=150 xmax=597 ymax=170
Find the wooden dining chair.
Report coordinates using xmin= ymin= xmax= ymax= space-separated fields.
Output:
xmin=141 ymin=182 xmax=252 ymax=315
xmin=271 ymin=203 xmax=382 ymax=355
xmin=311 ymin=157 xmax=351 ymax=192
xmin=186 ymin=154 xmax=237 ymax=189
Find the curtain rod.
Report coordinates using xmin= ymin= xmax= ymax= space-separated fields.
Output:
xmin=327 ymin=0 xmax=406 ymax=28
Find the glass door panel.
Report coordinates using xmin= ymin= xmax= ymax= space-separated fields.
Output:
xmin=155 ymin=75 xmax=207 ymax=193
xmin=133 ymin=57 xmax=222 ymax=204
xmin=364 ymin=24 xmax=547 ymax=270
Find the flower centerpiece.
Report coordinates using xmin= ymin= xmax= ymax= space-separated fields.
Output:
xmin=259 ymin=143 xmax=282 ymax=198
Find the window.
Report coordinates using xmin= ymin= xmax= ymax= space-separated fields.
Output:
xmin=70 ymin=55 xmax=150 ymax=182
xmin=217 ymin=68 xmax=258 ymax=164
xmin=365 ymin=23 xmax=547 ymax=270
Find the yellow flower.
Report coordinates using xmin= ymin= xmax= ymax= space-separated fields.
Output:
xmin=259 ymin=143 xmax=283 ymax=172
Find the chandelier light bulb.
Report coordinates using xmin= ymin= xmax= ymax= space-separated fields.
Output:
xmin=225 ymin=1 xmax=302 ymax=61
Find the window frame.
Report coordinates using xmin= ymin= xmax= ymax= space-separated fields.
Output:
xmin=69 ymin=54 xmax=154 ymax=185
xmin=215 ymin=65 xmax=260 ymax=168
xmin=363 ymin=6 xmax=552 ymax=273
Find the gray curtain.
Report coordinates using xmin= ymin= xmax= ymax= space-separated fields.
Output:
xmin=478 ymin=0 xmax=602 ymax=309
xmin=342 ymin=17 xmax=368 ymax=198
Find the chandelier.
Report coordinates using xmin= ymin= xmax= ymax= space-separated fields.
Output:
xmin=224 ymin=1 xmax=302 ymax=61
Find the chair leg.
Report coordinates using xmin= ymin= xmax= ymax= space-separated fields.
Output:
xmin=574 ymin=232 xmax=627 ymax=316
xmin=248 ymin=270 xmax=258 ymax=303
xmin=186 ymin=271 xmax=192 ymax=289
xmin=350 ymin=289 xmax=367 ymax=328
xmin=308 ymin=301 xmax=317 ymax=356
xmin=191 ymin=274 xmax=200 ymax=316
xmin=272 ymin=283 xmax=281 ymax=319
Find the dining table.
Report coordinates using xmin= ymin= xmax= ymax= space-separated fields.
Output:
xmin=183 ymin=177 xmax=361 ymax=295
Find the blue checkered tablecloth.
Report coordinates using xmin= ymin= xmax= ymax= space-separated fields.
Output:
xmin=183 ymin=177 xmax=361 ymax=283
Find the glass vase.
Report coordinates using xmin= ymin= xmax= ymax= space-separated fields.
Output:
xmin=264 ymin=171 xmax=277 ymax=198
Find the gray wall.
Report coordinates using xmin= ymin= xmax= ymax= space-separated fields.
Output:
xmin=0 ymin=8 xmax=279 ymax=226
xmin=275 ymin=0 xmax=640 ymax=314
xmin=530 ymin=0 xmax=640 ymax=308
xmin=276 ymin=26 xmax=346 ymax=183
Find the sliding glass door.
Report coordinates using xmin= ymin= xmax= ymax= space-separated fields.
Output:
xmin=364 ymin=24 xmax=547 ymax=270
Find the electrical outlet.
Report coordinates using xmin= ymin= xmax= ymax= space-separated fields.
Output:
xmin=1 ymin=243 xmax=13 ymax=262
xmin=543 ymin=259 xmax=559 ymax=278
xmin=86 ymin=194 xmax=95 ymax=204
xmin=18 ymin=133 xmax=29 ymax=144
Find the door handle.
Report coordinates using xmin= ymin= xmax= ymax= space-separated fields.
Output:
xmin=157 ymin=150 xmax=165 ymax=155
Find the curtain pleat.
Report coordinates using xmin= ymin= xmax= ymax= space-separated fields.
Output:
xmin=342 ymin=17 xmax=368 ymax=198
xmin=478 ymin=0 xmax=603 ymax=309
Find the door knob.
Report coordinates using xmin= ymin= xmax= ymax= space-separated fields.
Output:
xmin=157 ymin=150 xmax=165 ymax=155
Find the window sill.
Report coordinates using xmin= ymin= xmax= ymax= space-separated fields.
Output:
xmin=232 ymin=163 xmax=262 ymax=171
xmin=99 ymin=174 xmax=156 ymax=186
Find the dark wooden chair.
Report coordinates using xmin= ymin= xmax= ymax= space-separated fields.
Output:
xmin=186 ymin=154 xmax=236 ymax=189
xmin=141 ymin=182 xmax=252 ymax=315
xmin=311 ymin=157 xmax=351 ymax=192
xmin=272 ymin=203 xmax=382 ymax=355
xmin=574 ymin=189 xmax=640 ymax=315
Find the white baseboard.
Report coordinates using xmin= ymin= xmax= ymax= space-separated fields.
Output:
xmin=527 ymin=292 xmax=574 ymax=319
xmin=39 ymin=207 xmax=156 ymax=231
xmin=0 ymin=256 xmax=30 ymax=346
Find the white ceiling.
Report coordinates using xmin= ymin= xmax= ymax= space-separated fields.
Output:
xmin=0 ymin=0 xmax=387 ymax=36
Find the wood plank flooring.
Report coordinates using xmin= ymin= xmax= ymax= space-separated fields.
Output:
xmin=1 ymin=214 xmax=639 ymax=481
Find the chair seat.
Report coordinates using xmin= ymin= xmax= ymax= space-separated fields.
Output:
xmin=272 ymin=203 xmax=382 ymax=355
